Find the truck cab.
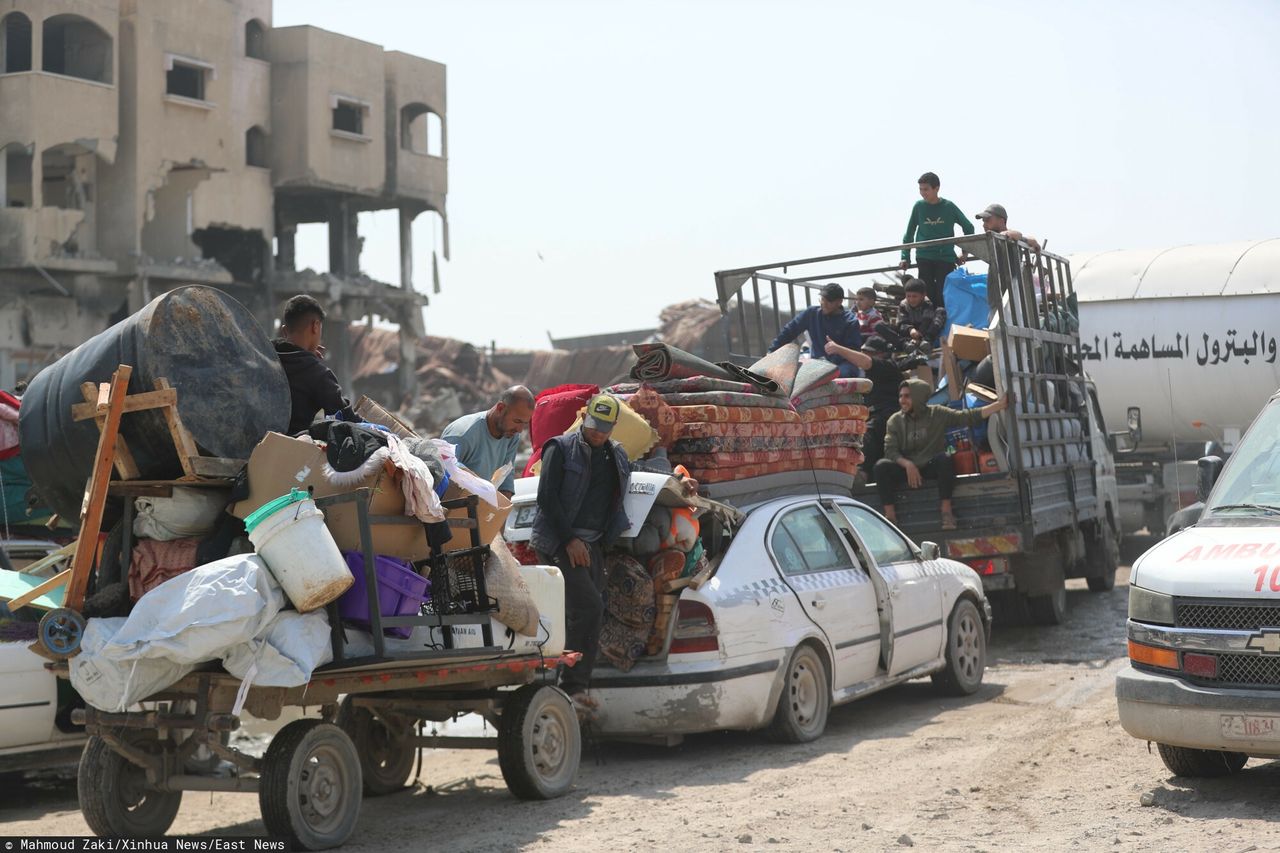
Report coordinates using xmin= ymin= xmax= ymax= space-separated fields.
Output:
xmin=1117 ymin=387 xmax=1280 ymax=776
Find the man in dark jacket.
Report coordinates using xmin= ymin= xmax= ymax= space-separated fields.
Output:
xmin=822 ymin=335 xmax=904 ymax=478
xmin=531 ymin=393 xmax=632 ymax=712
xmin=874 ymin=378 xmax=1007 ymax=529
xmin=769 ymin=282 xmax=863 ymax=377
xmin=273 ymin=295 xmax=355 ymax=434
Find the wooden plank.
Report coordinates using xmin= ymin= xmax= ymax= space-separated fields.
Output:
xmin=70 ymin=388 xmax=178 ymax=422
xmin=661 ymin=577 xmax=692 ymax=593
xmin=78 ymin=379 xmax=143 ymax=479
xmin=188 ymin=456 xmax=245 ymax=478
xmin=941 ymin=342 xmax=963 ymax=402
xmin=154 ymin=378 xmax=199 ymax=479
xmin=2 ymin=568 xmax=71 ymax=612
xmin=17 ymin=542 xmax=75 ymax=575
xmin=65 ymin=365 xmax=133 ymax=611
xmin=688 ymin=559 xmax=717 ymax=590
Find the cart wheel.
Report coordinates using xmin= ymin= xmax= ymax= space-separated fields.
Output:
xmin=498 ymin=684 xmax=581 ymax=800
xmin=78 ymin=735 xmax=182 ymax=838
xmin=39 ymin=608 xmax=86 ymax=658
xmin=336 ymin=697 xmax=417 ymax=796
xmin=260 ymin=719 xmax=362 ymax=851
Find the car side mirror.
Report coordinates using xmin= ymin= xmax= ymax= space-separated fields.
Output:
xmin=1197 ymin=455 xmax=1224 ymax=503
xmin=920 ymin=541 xmax=940 ymax=561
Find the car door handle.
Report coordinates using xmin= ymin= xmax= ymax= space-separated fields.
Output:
xmin=811 ymin=593 xmax=826 ymax=610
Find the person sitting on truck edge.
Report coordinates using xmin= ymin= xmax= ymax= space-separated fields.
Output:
xmin=531 ymin=393 xmax=632 ymax=718
xmin=273 ymin=295 xmax=356 ymax=435
xmin=875 ymin=378 xmax=1009 ymax=530
xmin=975 ymin=203 xmax=1041 ymax=251
xmin=440 ymin=386 xmax=535 ymax=498
xmin=823 ymin=335 xmax=904 ymax=479
xmin=898 ymin=172 xmax=974 ymax=308
xmin=853 ymin=286 xmax=884 ymax=339
xmin=769 ymin=282 xmax=862 ymax=377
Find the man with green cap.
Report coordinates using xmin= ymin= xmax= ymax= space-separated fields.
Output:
xmin=531 ymin=393 xmax=633 ymax=713
xmin=873 ymin=378 xmax=1008 ymax=530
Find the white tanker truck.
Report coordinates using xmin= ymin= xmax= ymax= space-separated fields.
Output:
xmin=1073 ymin=238 xmax=1280 ymax=539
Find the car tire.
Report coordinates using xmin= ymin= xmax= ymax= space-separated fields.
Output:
xmin=1085 ymin=522 xmax=1120 ymax=593
xmin=1156 ymin=743 xmax=1248 ymax=778
xmin=79 ymin=736 xmax=182 ymax=838
xmin=335 ymin=697 xmax=418 ymax=796
xmin=766 ymin=644 xmax=830 ymax=744
xmin=932 ymin=598 xmax=986 ymax=696
xmin=259 ymin=720 xmax=362 ymax=850
xmin=497 ymin=684 xmax=581 ymax=800
xmin=1026 ymin=585 xmax=1067 ymax=626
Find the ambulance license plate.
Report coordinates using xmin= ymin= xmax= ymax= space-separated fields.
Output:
xmin=1220 ymin=714 xmax=1280 ymax=740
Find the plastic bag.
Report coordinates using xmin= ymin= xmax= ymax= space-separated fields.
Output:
xmin=133 ymin=487 xmax=230 ymax=541
xmin=70 ymin=618 xmax=195 ymax=712
xmin=942 ymin=268 xmax=990 ymax=340
xmin=485 ymin=536 xmax=539 ymax=636
xmin=222 ymin=610 xmax=334 ymax=687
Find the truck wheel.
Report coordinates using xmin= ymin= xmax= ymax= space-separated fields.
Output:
xmin=78 ymin=736 xmax=182 ymax=838
xmin=498 ymin=684 xmax=581 ymax=800
xmin=260 ymin=720 xmax=362 ymax=850
xmin=931 ymin=599 xmax=986 ymax=696
xmin=1156 ymin=743 xmax=1247 ymax=777
xmin=1026 ymin=586 xmax=1067 ymax=625
xmin=336 ymin=697 xmax=417 ymax=796
xmin=1086 ymin=523 xmax=1120 ymax=592
xmin=766 ymin=644 xmax=831 ymax=744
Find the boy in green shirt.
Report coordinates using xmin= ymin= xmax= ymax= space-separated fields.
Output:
xmin=898 ymin=172 xmax=974 ymax=309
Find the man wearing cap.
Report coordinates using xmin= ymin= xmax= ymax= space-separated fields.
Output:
xmin=531 ymin=393 xmax=632 ymax=714
xmin=975 ymin=203 xmax=1040 ymax=251
xmin=769 ymin=282 xmax=863 ymax=377
xmin=823 ymin=336 xmax=906 ymax=476
xmin=440 ymin=386 xmax=535 ymax=498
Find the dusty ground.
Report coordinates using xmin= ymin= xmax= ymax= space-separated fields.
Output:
xmin=6 ymin=567 xmax=1280 ymax=852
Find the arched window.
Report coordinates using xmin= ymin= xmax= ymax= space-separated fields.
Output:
xmin=400 ymin=103 xmax=443 ymax=156
xmin=42 ymin=14 xmax=112 ymax=83
xmin=244 ymin=19 xmax=266 ymax=60
xmin=1 ymin=12 xmax=33 ymax=73
xmin=245 ymin=126 xmax=268 ymax=168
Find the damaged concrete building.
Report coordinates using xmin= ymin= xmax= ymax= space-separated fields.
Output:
xmin=0 ymin=0 xmax=447 ymax=401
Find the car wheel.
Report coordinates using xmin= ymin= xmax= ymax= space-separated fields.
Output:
xmin=932 ymin=598 xmax=986 ymax=696
xmin=335 ymin=697 xmax=418 ymax=796
xmin=1026 ymin=584 xmax=1067 ymax=626
xmin=1156 ymin=743 xmax=1247 ymax=777
xmin=79 ymin=736 xmax=182 ymax=838
xmin=766 ymin=644 xmax=830 ymax=744
xmin=1086 ymin=522 xmax=1120 ymax=593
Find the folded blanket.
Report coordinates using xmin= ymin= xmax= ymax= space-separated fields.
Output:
xmin=626 ymin=386 xmax=679 ymax=446
xmin=747 ymin=343 xmax=802 ymax=397
xmin=657 ymin=391 xmax=794 ymax=409
xmin=684 ymin=452 xmax=865 ymax=484
xmin=799 ymin=404 xmax=869 ymax=423
xmin=673 ymin=446 xmax=863 ymax=468
xmin=675 ymin=419 xmax=867 ymax=441
xmin=608 ymin=376 xmax=772 ymax=396
xmin=789 ymin=358 xmax=840 ymax=398
xmin=792 ymin=376 xmax=873 ymax=402
xmin=794 ymin=392 xmax=867 ymax=411
xmin=671 ymin=434 xmax=863 ymax=454
xmin=670 ymin=404 xmax=800 ymax=424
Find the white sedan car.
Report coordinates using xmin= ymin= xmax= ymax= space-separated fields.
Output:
xmin=506 ymin=479 xmax=991 ymax=743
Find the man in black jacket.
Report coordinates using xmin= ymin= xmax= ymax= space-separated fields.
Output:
xmin=273 ymin=295 xmax=355 ymax=434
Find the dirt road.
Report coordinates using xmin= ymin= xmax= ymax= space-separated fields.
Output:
xmin=6 ymin=568 xmax=1280 ymax=851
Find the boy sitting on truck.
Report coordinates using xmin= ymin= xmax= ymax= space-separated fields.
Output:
xmin=875 ymin=378 xmax=1008 ymax=530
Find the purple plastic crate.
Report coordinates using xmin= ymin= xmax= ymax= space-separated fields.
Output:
xmin=337 ymin=551 xmax=429 ymax=639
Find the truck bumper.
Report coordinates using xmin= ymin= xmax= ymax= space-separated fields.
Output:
xmin=1116 ymin=664 xmax=1280 ymax=756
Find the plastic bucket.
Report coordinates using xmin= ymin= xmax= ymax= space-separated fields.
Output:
xmin=337 ymin=552 xmax=429 ymax=639
xmin=246 ymin=491 xmax=352 ymax=612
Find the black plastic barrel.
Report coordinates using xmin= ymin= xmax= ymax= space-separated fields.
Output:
xmin=19 ymin=285 xmax=290 ymax=520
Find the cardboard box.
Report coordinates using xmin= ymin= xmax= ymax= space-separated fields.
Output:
xmin=233 ymin=432 xmax=429 ymax=562
xmin=439 ymin=482 xmax=513 ymax=554
xmin=947 ymin=325 xmax=991 ymax=362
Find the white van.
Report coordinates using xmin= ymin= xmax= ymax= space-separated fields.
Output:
xmin=1116 ymin=388 xmax=1280 ymax=776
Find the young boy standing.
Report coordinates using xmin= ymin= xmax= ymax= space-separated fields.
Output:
xmin=852 ymin=286 xmax=883 ymax=339
xmin=898 ymin=172 xmax=973 ymax=309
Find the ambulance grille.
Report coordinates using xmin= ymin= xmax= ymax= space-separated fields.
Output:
xmin=1175 ymin=601 xmax=1280 ymax=632
xmin=1189 ymin=654 xmax=1280 ymax=690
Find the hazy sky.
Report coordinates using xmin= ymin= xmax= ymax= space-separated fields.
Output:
xmin=275 ymin=0 xmax=1280 ymax=351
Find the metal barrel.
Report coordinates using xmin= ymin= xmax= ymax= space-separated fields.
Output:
xmin=18 ymin=285 xmax=290 ymax=520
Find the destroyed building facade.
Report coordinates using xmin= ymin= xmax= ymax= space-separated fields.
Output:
xmin=0 ymin=0 xmax=446 ymax=400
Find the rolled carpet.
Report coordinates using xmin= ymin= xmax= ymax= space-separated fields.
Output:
xmin=630 ymin=343 xmax=778 ymax=392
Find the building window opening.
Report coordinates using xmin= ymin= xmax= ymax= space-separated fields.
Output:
xmin=1 ymin=12 xmax=33 ymax=73
xmin=332 ymin=99 xmax=365 ymax=135
xmin=2 ymin=144 xmax=34 ymax=208
xmin=244 ymin=19 xmax=266 ymax=60
xmin=399 ymin=104 xmax=442 ymax=156
xmin=42 ymin=14 xmax=112 ymax=83
xmin=245 ymin=126 xmax=268 ymax=168
xmin=40 ymin=145 xmax=90 ymax=211
xmin=166 ymin=59 xmax=207 ymax=100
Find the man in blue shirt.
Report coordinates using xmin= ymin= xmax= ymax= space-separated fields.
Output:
xmin=440 ymin=386 xmax=535 ymax=497
xmin=769 ymin=282 xmax=863 ymax=376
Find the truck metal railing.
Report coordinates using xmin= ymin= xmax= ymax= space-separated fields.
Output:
xmin=712 ymin=233 xmax=1089 ymax=475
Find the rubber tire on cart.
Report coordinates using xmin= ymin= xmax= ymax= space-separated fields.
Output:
xmin=1085 ymin=521 xmax=1121 ymax=593
xmin=1156 ymin=743 xmax=1248 ymax=778
xmin=336 ymin=696 xmax=417 ymax=796
xmin=260 ymin=719 xmax=363 ymax=851
xmin=78 ymin=735 xmax=182 ymax=838
xmin=931 ymin=598 xmax=987 ymax=696
xmin=766 ymin=644 xmax=831 ymax=744
xmin=39 ymin=607 xmax=86 ymax=658
xmin=497 ymin=684 xmax=581 ymax=800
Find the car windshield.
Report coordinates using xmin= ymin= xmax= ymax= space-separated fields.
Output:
xmin=1206 ymin=398 xmax=1280 ymax=518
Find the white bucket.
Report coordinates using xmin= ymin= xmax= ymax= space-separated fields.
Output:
xmin=247 ymin=499 xmax=352 ymax=612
